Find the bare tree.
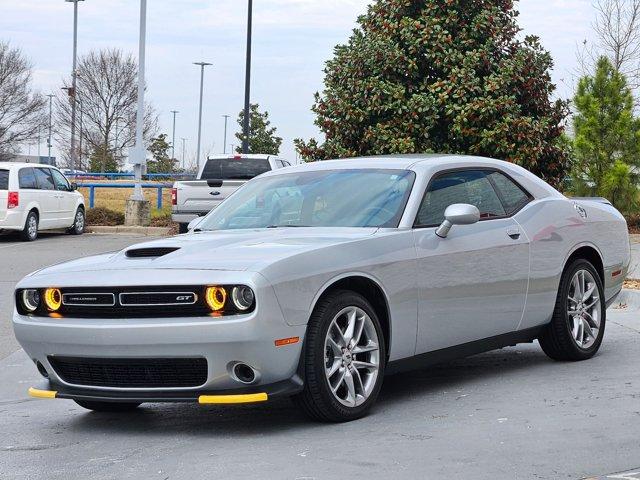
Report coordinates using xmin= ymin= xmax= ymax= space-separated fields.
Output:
xmin=578 ymin=0 xmax=640 ymax=93
xmin=55 ymin=48 xmax=157 ymax=171
xmin=0 ymin=42 xmax=46 ymax=160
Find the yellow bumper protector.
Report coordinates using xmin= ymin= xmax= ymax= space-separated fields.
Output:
xmin=198 ymin=392 xmax=268 ymax=404
xmin=28 ymin=387 xmax=57 ymax=399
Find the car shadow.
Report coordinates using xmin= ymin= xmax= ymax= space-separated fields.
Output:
xmin=64 ymin=344 xmax=554 ymax=436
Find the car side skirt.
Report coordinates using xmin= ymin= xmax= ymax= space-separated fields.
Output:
xmin=385 ymin=325 xmax=546 ymax=376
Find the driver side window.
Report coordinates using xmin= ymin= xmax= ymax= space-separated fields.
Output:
xmin=415 ymin=170 xmax=505 ymax=227
xmin=51 ymin=169 xmax=71 ymax=192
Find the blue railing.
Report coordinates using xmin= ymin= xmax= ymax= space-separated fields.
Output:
xmin=69 ymin=172 xmax=195 ymax=180
xmin=79 ymin=183 xmax=173 ymax=209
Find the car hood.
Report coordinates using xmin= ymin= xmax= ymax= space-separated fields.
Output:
xmin=28 ymin=227 xmax=379 ymax=278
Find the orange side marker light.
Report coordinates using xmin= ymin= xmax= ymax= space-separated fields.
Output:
xmin=275 ymin=336 xmax=300 ymax=347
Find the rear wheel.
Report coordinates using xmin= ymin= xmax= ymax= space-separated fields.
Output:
xmin=20 ymin=211 xmax=38 ymax=242
xmin=74 ymin=400 xmax=141 ymax=412
xmin=539 ymin=259 xmax=605 ymax=361
xmin=293 ymin=290 xmax=386 ymax=422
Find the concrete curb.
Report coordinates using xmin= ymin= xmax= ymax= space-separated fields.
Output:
xmin=86 ymin=225 xmax=172 ymax=236
xmin=612 ymin=289 xmax=640 ymax=311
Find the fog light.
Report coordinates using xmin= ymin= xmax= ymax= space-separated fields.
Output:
xmin=21 ymin=289 xmax=40 ymax=312
xmin=205 ymin=286 xmax=226 ymax=311
xmin=43 ymin=288 xmax=62 ymax=312
xmin=231 ymin=286 xmax=254 ymax=311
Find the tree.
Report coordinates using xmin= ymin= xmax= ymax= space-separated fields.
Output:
xmin=571 ymin=56 xmax=639 ymax=213
xmin=0 ymin=42 xmax=46 ymax=159
xmin=235 ymin=103 xmax=282 ymax=155
xmin=295 ymin=0 xmax=570 ymax=186
xmin=55 ymin=48 xmax=157 ymax=171
xmin=88 ymin=145 xmax=118 ymax=173
xmin=146 ymin=133 xmax=177 ymax=174
xmin=578 ymin=0 xmax=640 ymax=96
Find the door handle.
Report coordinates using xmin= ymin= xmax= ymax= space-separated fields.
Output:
xmin=506 ymin=227 xmax=521 ymax=240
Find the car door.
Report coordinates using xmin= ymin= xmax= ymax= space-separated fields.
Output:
xmin=412 ymin=168 xmax=531 ymax=353
xmin=51 ymin=168 xmax=76 ymax=226
xmin=32 ymin=167 xmax=59 ymax=228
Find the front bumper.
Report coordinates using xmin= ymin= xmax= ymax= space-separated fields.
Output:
xmin=14 ymin=275 xmax=307 ymax=403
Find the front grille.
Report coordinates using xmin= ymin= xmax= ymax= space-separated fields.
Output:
xmin=125 ymin=247 xmax=180 ymax=258
xmin=49 ymin=356 xmax=208 ymax=388
xmin=59 ymin=286 xmax=210 ymax=318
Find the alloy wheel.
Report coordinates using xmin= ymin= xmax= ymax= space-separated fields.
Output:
xmin=324 ymin=306 xmax=380 ymax=407
xmin=567 ymin=269 xmax=601 ymax=349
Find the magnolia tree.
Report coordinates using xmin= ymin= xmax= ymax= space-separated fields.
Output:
xmin=295 ymin=0 xmax=570 ymax=186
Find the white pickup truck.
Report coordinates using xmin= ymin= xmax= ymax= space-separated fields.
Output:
xmin=171 ymin=154 xmax=292 ymax=233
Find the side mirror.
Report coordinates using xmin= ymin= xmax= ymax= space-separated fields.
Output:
xmin=187 ymin=217 xmax=204 ymax=232
xmin=71 ymin=182 xmax=78 ymax=191
xmin=435 ymin=203 xmax=480 ymax=238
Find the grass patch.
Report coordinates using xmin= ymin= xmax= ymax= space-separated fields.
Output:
xmin=77 ymin=181 xmax=172 ymax=212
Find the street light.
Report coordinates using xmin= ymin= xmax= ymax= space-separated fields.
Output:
xmin=222 ymin=114 xmax=230 ymax=154
xmin=193 ymin=61 xmax=212 ymax=170
xmin=181 ymin=138 xmax=187 ymax=170
xmin=170 ymin=110 xmax=179 ymax=160
xmin=130 ymin=0 xmax=148 ymax=203
xmin=242 ymin=0 xmax=253 ymax=154
xmin=46 ymin=94 xmax=55 ymax=164
xmin=65 ymin=0 xmax=84 ymax=174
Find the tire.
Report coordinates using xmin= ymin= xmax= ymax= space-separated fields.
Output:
xmin=20 ymin=211 xmax=38 ymax=242
xmin=178 ymin=223 xmax=189 ymax=234
xmin=74 ymin=400 xmax=141 ymax=412
xmin=293 ymin=290 xmax=386 ymax=422
xmin=538 ymin=259 xmax=606 ymax=361
xmin=68 ymin=207 xmax=85 ymax=235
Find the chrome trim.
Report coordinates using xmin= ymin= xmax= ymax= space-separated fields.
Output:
xmin=62 ymin=293 xmax=116 ymax=307
xmin=118 ymin=291 xmax=199 ymax=306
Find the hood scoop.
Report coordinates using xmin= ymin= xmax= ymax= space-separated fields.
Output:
xmin=125 ymin=247 xmax=180 ymax=258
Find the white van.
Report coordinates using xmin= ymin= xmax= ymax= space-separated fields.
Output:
xmin=0 ymin=162 xmax=85 ymax=241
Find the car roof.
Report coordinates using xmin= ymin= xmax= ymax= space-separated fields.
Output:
xmin=0 ymin=162 xmax=59 ymax=169
xmin=260 ymin=154 xmax=562 ymax=199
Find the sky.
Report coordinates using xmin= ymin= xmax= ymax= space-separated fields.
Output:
xmin=1 ymin=0 xmax=597 ymax=166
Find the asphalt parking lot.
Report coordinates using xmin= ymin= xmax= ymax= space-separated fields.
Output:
xmin=1 ymin=234 xmax=640 ymax=479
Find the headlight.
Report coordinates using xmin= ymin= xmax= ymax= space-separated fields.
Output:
xmin=43 ymin=288 xmax=62 ymax=312
xmin=232 ymin=286 xmax=255 ymax=311
xmin=21 ymin=289 xmax=40 ymax=312
xmin=205 ymin=286 xmax=227 ymax=311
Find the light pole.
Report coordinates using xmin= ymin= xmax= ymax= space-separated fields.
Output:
xmin=193 ymin=61 xmax=212 ymax=170
xmin=47 ymin=94 xmax=55 ymax=164
xmin=242 ymin=0 xmax=253 ymax=154
xmin=222 ymin=114 xmax=230 ymax=154
xmin=65 ymin=0 xmax=84 ymax=173
xmin=170 ymin=110 xmax=179 ymax=160
xmin=181 ymin=138 xmax=187 ymax=170
xmin=130 ymin=0 xmax=147 ymax=203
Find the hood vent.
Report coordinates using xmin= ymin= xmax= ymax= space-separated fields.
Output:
xmin=125 ymin=247 xmax=180 ymax=258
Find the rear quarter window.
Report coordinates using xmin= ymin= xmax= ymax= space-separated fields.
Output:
xmin=0 ymin=169 xmax=8 ymax=190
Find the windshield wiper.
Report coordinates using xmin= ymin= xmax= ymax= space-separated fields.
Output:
xmin=266 ymin=224 xmax=311 ymax=228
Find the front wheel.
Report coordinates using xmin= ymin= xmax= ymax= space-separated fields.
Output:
xmin=74 ymin=400 xmax=141 ymax=412
xmin=539 ymin=259 xmax=606 ymax=361
xmin=68 ymin=208 xmax=85 ymax=235
xmin=293 ymin=290 xmax=386 ymax=422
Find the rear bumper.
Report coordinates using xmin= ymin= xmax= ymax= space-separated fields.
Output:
xmin=171 ymin=212 xmax=202 ymax=224
xmin=0 ymin=209 xmax=25 ymax=230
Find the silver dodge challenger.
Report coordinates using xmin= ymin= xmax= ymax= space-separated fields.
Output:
xmin=14 ymin=155 xmax=630 ymax=422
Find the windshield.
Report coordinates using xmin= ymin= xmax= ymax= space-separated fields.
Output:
xmin=200 ymin=157 xmax=271 ymax=180
xmin=198 ymin=169 xmax=416 ymax=231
